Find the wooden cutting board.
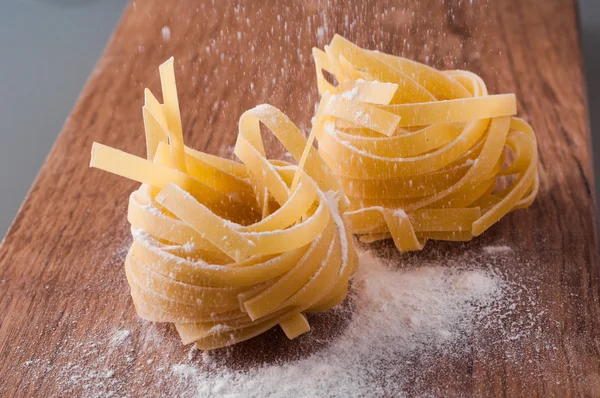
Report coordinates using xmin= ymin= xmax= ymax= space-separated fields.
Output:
xmin=1 ymin=0 xmax=598 ymax=396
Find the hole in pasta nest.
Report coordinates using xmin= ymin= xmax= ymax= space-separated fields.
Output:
xmin=255 ymin=121 xmax=316 ymax=189
xmin=493 ymin=144 xmax=517 ymax=194
xmin=177 ymin=286 xmax=357 ymax=371
xmin=322 ymin=69 xmax=339 ymax=88
xmin=258 ymin=122 xmax=295 ymax=162
xmin=493 ymin=174 xmax=515 ymax=194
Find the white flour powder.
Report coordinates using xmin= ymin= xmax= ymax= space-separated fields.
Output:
xmin=22 ymin=245 xmax=546 ymax=397
xmin=168 ymin=249 xmax=504 ymax=397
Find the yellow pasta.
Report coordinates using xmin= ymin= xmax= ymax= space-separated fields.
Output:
xmin=88 ymin=34 xmax=538 ymax=350
xmin=313 ymin=35 xmax=538 ymax=251
xmin=90 ymin=59 xmax=357 ymax=350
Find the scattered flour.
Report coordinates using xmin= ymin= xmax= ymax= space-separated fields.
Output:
xmin=21 ymin=246 xmax=546 ymax=397
xmin=341 ymin=86 xmax=360 ymax=100
xmin=353 ymin=109 xmax=372 ymax=126
xmin=111 ymin=329 xmax=131 ymax=346
xmin=482 ymin=245 xmax=513 ymax=255
xmin=167 ymin=249 xmax=505 ymax=397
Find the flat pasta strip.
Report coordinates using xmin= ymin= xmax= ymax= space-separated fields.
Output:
xmin=313 ymin=35 xmax=538 ymax=251
xmin=90 ymin=59 xmax=357 ymax=350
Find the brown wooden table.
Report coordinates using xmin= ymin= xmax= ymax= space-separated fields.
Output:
xmin=1 ymin=0 xmax=599 ymax=396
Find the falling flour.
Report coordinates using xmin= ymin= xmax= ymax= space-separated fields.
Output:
xmin=161 ymin=26 xmax=171 ymax=41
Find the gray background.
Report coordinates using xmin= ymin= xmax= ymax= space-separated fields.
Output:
xmin=0 ymin=0 xmax=127 ymax=237
xmin=0 ymin=0 xmax=598 ymax=238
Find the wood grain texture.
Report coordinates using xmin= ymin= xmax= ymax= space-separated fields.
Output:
xmin=1 ymin=0 xmax=599 ymax=396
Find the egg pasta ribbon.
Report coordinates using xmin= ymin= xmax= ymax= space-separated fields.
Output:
xmin=90 ymin=57 xmax=357 ymax=350
xmin=311 ymin=35 xmax=539 ymax=251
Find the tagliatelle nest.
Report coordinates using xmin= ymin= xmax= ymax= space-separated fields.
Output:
xmin=91 ymin=59 xmax=357 ymax=350
xmin=312 ymin=35 xmax=539 ymax=251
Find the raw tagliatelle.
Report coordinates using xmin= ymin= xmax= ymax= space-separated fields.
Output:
xmin=90 ymin=57 xmax=357 ymax=350
xmin=312 ymin=35 xmax=539 ymax=251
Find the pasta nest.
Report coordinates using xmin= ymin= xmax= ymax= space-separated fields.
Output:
xmin=312 ymin=35 xmax=539 ymax=251
xmin=91 ymin=60 xmax=357 ymax=350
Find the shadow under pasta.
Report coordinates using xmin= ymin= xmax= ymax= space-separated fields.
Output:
xmin=181 ymin=284 xmax=357 ymax=371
